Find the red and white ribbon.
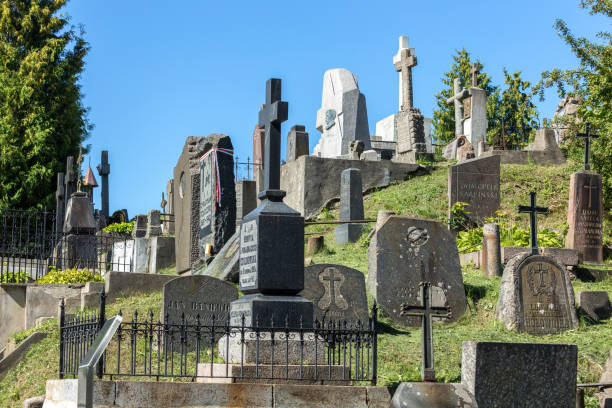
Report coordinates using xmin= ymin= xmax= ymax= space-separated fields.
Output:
xmin=200 ymin=147 xmax=234 ymax=209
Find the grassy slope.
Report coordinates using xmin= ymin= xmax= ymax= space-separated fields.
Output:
xmin=2 ymin=160 xmax=611 ymax=407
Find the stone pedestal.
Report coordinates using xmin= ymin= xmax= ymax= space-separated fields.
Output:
xmin=230 ymin=294 xmax=313 ymax=328
xmin=566 ymin=170 xmax=603 ymax=263
xmin=482 ymin=223 xmax=502 ymax=278
xmin=146 ymin=209 xmax=162 ymax=238
xmin=196 ymin=363 xmax=348 ymax=385
xmin=286 ymin=125 xmax=309 ymax=163
xmin=61 ymin=191 xmax=97 ymax=269
xmin=218 ymin=332 xmax=325 ymax=364
xmin=132 ymin=214 xmax=147 ymax=238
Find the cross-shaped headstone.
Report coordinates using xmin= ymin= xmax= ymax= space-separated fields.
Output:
xmin=470 ymin=63 xmax=480 ymax=88
xmin=394 ymin=39 xmax=418 ymax=111
xmin=518 ymin=191 xmax=549 ymax=255
xmin=257 ymin=78 xmax=288 ymax=200
xmin=161 ymin=192 xmax=167 ymax=213
xmin=399 ymin=281 xmax=451 ymax=382
xmin=577 ymin=122 xmax=600 ymax=171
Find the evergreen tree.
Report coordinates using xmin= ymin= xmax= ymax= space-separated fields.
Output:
xmin=534 ymin=0 xmax=612 ymax=207
xmin=0 ymin=0 xmax=91 ymax=209
xmin=489 ymin=70 xmax=539 ymax=149
xmin=431 ymin=49 xmax=497 ymax=144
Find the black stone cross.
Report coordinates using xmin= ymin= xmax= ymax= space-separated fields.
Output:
xmin=257 ymin=78 xmax=288 ymax=201
xmin=399 ymin=281 xmax=451 ymax=382
xmin=518 ymin=191 xmax=549 ymax=255
xmin=471 ymin=63 xmax=480 ymax=88
xmin=577 ymin=122 xmax=600 ymax=171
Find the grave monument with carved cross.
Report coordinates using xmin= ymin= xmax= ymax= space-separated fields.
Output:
xmin=566 ymin=122 xmax=604 ymax=263
xmin=393 ymin=36 xmax=430 ymax=162
xmin=496 ymin=192 xmax=579 ymax=334
xmin=229 ymin=78 xmax=313 ymax=329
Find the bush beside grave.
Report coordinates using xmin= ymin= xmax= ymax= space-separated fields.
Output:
xmin=36 ymin=267 xmax=104 ymax=284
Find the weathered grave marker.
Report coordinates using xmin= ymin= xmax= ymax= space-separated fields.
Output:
xmin=300 ymin=264 xmax=368 ymax=324
xmin=368 ymin=216 xmax=467 ymax=326
xmin=566 ymin=122 xmax=603 ymax=263
xmin=286 ymin=125 xmax=309 ymax=162
xmin=335 ymin=168 xmax=365 ymax=244
xmin=448 ymin=155 xmax=500 ymax=225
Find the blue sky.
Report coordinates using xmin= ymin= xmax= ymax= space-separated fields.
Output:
xmin=64 ymin=1 xmax=608 ymax=217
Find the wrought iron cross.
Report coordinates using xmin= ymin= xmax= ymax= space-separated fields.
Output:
xmin=257 ymin=78 xmax=288 ymax=200
xmin=518 ymin=191 xmax=549 ymax=255
xmin=577 ymin=122 xmax=600 ymax=171
xmin=399 ymin=281 xmax=451 ymax=382
xmin=471 ymin=63 xmax=480 ymax=88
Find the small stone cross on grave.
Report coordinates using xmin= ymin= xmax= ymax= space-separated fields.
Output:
xmin=394 ymin=37 xmax=417 ymax=111
xmin=470 ymin=63 xmax=481 ymax=88
xmin=518 ymin=191 xmax=549 ymax=255
xmin=577 ymin=122 xmax=600 ymax=171
xmin=257 ymin=78 xmax=288 ymax=200
xmin=399 ymin=280 xmax=451 ymax=382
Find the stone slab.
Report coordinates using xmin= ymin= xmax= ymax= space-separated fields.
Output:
xmin=368 ymin=216 xmax=467 ymax=326
xmin=111 ymin=239 xmax=134 ymax=272
xmin=390 ymin=382 xmax=477 ymax=408
xmin=280 ymin=155 xmax=421 ymax=219
xmin=133 ymin=237 xmax=149 ymax=273
xmin=25 ymin=284 xmax=82 ymax=329
xmin=479 ymin=149 xmax=567 ymax=165
xmin=496 ymin=253 xmax=579 ymax=334
xmin=462 ymin=341 xmax=577 ymax=408
xmin=0 ymin=284 xmax=26 ymax=350
xmin=104 ymin=272 xmax=177 ymax=302
xmin=501 ymin=246 xmax=580 ymax=267
xmin=197 ymin=230 xmax=240 ymax=282
xmin=577 ymin=290 xmax=611 ymax=321
xmin=448 ymin=155 xmax=500 ymax=224
xmin=273 ymin=383 xmax=367 ymax=407
xmin=566 ymin=170 xmax=603 ymax=263
xmin=300 ymin=264 xmax=369 ymax=324
xmin=148 ymin=236 xmax=175 ymax=273
xmin=196 ymin=363 xmax=349 ymax=385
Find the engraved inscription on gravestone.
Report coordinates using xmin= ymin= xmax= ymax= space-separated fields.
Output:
xmin=199 ymin=153 xmax=213 ymax=238
xmin=520 ymin=258 xmax=572 ymax=334
xmin=239 ymin=220 xmax=258 ymax=288
xmin=112 ymin=240 xmax=134 ymax=272
xmin=463 ymin=97 xmax=471 ymax=119
xmin=567 ymin=171 xmax=603 ymax=263
xmin=229 ymin=300 xmax=252 ymax=326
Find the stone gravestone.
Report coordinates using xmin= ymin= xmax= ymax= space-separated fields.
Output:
xmin=566 ymin=122 xmax=603 ymax=263
xmin=230 ymin=78 xmax=313 ymax=329
xmin=335 ymin=168 xmax=365 ymax=244
xmin=368 ymin=216 xmax=467 ymax=326
xmin=197 ymin=134 xmax=236 ymax=257
xmin=235 ymin=180 xmax=257 ymax=228
xmin=132 ymin=214 xmax=147 ymax=238
xmin=96 ymin=150 xmax=110 ymax=220
xmin=496 ymin=252 xmax=579 ymax=334
xmin=61 ymin=191 xmax=97 ymax=269
xmin=313 ymin=68 xmax=371 ymax=158
xmin=173 ymin=136 xmax=206 ymax=274
xmin=112 ymin=240 xmax=134 ymax=272
xmin=146 ymin=209 xmax=162 ymax=238
xmin=448 ymin=155 xmax=500 ymax=225
xmin=165 ymin=179 xmax=175 ymax=235
xmin=286 ymin=125 xmax=309 ymax=163
xmin=198 ymin=230 xmax=240 ymax=282
xmin=462 ymin=341 xmax=577 ymax=408
xmin=393 ymin=36 xmax=430 ymax=163
xmin=162 ymin=275 xmax=238 ymax=345
xmin=300 ymin=264 xmax=368 ymax=324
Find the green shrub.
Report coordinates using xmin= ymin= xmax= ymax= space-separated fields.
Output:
xmin=103 ymin=222 xmax=134 ymax=235
xmin=0 ymin=269 xmax=30 ymax=283
xmin=37 ymin=267 xmax=104 ymax=284
xmin=449 ymin=201 xmax=472 ymax=231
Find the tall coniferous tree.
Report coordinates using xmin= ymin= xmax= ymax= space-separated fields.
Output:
xmin=0 ymin=0 xmax=91 ymax=209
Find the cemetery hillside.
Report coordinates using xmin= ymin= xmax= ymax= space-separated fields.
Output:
xmin=1 ymin=0 xmax=611 ymax=407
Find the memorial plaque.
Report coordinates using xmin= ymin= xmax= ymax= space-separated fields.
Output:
xmin=239 ymin=219 xmax=258 ymax=289
xmin=463 ymin=97 xmax=472 ymax=119
xmin=300 ymin=264 xmax=368 ymax=324
xmin=566 ymin=170 xmax=603 ymax=263
xmin=199 ymin=152 xmax=214 ymax=238
xmin=496 ymin=253 xmax=579 ymax=334
xmin=162 ymin=276 xmax=238 ymax=344
xmin=112 ymin=240 xmax=134 ymax=272
xmin=449 ymin=155 xmax=500 ymax=224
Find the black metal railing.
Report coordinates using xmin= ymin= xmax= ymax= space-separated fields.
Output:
xmin=59 ymin=292 xmax=378 ymax=385
xmin=1 ymin=207 xmax=134 ymax=281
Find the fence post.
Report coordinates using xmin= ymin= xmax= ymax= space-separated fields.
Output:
xmin=96 ymin=288 xmax=106 ymax=379
xmin=371 ymin=301 xmax=378 ymax=386
xmin=59 ymin=298 xmax=65 ymax=379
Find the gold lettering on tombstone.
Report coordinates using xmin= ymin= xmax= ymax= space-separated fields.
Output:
xmin=519 ymin=259 xmax=571 ymax=334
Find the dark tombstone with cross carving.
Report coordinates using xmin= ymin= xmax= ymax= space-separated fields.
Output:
xmin=300 ymin=264 xmax=368 ymax=324
xmin=566 ymin=122 xmax=604 ymax=264
xmin=367 ymin=215 xmax=467 ymax=327
xmin=229 ymin=78 xmax=313 ymax=330
xmin=497 ymin=192 xmax=579 ymax=334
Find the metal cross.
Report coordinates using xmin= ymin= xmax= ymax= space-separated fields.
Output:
xmin=518 ymin=191 xmax=549 ymax=255
xmin=399 ymin=281 xmax=451 ymax=382
xmin=577 ymin=122 xmax=600 ymax=171
xmin=470 ymin=63 xmax=480 ymax=88
xmin=257 ymin=78 xmax=288 ymax=200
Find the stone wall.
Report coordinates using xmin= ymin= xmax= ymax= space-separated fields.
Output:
xmin=479 ymin=149 xmax=565 ymax=165
xmin=280 ymin=155 xmax=422 ymax=219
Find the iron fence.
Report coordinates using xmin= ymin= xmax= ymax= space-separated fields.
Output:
xmin=60 ymin=292 xmax=378 ymax=385
xmin=1 ymin=208 xmax=134 ymax=281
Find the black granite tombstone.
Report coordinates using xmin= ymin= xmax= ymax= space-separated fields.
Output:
xmin=334 ymin=168 xmax=365 ymax=244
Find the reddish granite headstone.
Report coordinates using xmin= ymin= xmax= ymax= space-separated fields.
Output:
xmin=566 ymin=170 xmax=603 ymax=263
